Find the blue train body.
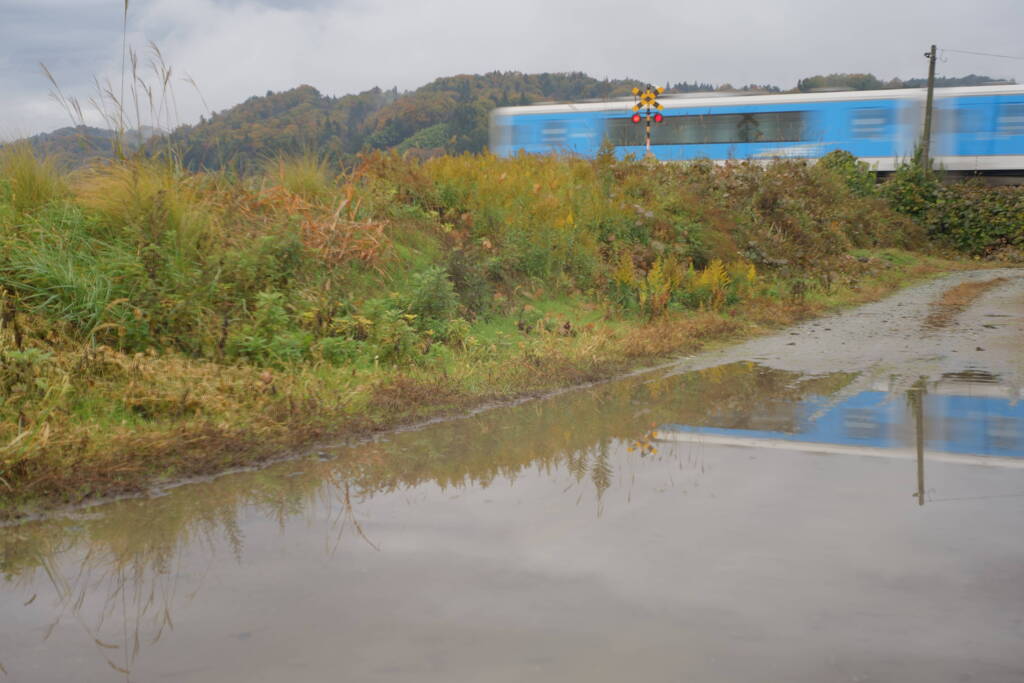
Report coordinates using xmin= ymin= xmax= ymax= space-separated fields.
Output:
xmin=490 ymin=85 xmax=1024 ymax=173
xmin=658 ymin=383 xmax=1024 ymax=460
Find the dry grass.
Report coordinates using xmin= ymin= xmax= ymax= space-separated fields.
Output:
xmin=619 ymin=313 xmax=742 ymax=358
xmin=924 ymin=277 xmax=1008 ymax=329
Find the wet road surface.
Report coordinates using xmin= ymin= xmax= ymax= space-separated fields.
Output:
xmin=2 ymin=269 xmax=1023 ymax=682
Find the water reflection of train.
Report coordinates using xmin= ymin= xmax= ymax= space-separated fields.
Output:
xmin=656 ymin=373 xmax=1024 ymax=461
xmin=490 ymin=85 xmax=1024 ymax=176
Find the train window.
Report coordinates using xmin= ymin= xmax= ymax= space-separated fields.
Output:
xmin=605 ymin=111 xmax=805 ymax=147
xmin=997 ymin=103 xmax=1024 ymax=135
xmin=604 ymin=118 xmax=645 ymax=147
xmin=956 ymin=107 xmax=987 ymax=133
xmin=658 ymin=111 xmax=805 ymax=145
xmin=674 ymin=111 xmax=805 ymax=145
xmin=850 ymin=108 xmax=891 ymax=139
xmin=511 ymin=124 xmax=533 ymax=147
xmin=702 ymin=114 xmax=750 ymax=144
xmin=760 ymin=111 xmax=805 ymax=141
xmin=541 ymin=121 xmax=568 ymax=146
xmin=843 ymin=407 xmax=884 ymax=440
xmin=989 ymin=416 xmax=1020 ymax=452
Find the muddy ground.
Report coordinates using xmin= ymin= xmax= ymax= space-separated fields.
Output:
xmin=687 ymin=266 xmax=1024 ymax=382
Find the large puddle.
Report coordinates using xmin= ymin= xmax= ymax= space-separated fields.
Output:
xmin=2 ymin=361 xmax=1023 ymax=682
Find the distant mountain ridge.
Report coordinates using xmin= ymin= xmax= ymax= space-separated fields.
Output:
xmin=12 ymin=71 xmax=1015 ymax=172
xmin=168 ymin=72 xmax=653 ymax=172
xmin=7 ymin=125 xmax=164 ymax=168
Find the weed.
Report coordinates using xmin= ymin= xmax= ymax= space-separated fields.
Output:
xmin=406 ymin=266 xmax=460 ymax=335
xmin=0 ymin=144 xmax=68 ymax=213
xmin=264 ymin=153 xmax=333 ymax=203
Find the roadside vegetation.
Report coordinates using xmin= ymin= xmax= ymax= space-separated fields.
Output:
xmin=0 ymin=141 xmax=1017 ymax=516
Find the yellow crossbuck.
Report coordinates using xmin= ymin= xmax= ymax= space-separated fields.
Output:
xmin=632 ymin=86 xmax=664 ymax=112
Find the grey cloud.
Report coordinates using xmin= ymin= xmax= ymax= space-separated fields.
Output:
xmin=2 ymin=0 xmax=1022 ymax=139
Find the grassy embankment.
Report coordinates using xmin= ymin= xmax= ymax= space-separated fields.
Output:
xmin=0 ymin=145 xmax=994 ymax=516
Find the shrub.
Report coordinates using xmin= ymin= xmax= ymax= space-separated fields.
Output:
xmin=0 ymin=348 xmax=53 ymax=404
xmin=696 ymin=258 xmax=732 ymax=310
xmin=930 ymin=182 xmax=1024 ymax=255
xmin=816 ymin=150 xmax=875 ymax=197
xmin=226 ymin=291 xmax=313 ymax=366
xmin=317 ymin=336 xmax=367 ymax=365
xmin=671 ymin=258 xmax=756 ymax=311
xmin=364 ymin=302 xmax=419 ymax=363
xmin=880 ymin=163 xmax=941 ymax=220
xmin=406 ymin=266 xmax=460 ymax=334
xmin=636 ymin=256 xmax=684 ymax=319
xmin=446 ymin=248 xmax=493 ymax=317
xmin=882 ymin=163 xmax=1024 ymax=256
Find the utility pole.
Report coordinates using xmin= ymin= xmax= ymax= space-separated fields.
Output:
xmin=921 ymin=44 xmax=937 ymax=168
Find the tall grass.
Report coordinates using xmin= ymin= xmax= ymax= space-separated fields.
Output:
xmin=0 ymin=150 xmax=924 ymax=358
xmin=40 ymin=0 xmax=198 ymax=164
xmin=0 ymin=143 xmax=68 ymax=213
xmin=263 ymin=153 xmax=334 ymax=202
xmin=0 ymin=206 xmax=138 ymax=339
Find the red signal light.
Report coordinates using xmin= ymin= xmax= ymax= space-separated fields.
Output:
xmin=631 ymin=113 xmax=641 ymax=123
xmin=654 ymin=112 xmax=664 ymax=123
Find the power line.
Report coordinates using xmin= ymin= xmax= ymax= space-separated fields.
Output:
xmin=943 ymin=48 xmax=1024 ymax=62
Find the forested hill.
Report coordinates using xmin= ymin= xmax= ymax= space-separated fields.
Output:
xmin=14 ymin=71 xmax=1014 ymax=172
xmin=168 ymin=72 xmax=658 ymax=172
xmin=9 ymin=125 xmax=157 ymax=168
xmin=796 ymin=72 xmax=1014 ymax=92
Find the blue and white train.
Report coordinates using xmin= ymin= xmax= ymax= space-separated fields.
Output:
xmin=654 ymin=376 xmax=1024 ymax=462
xmin=489 ymin=85 xmax=1024 ymax=175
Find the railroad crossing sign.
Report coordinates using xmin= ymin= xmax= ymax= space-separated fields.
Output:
xmin=631 ymin=85 xmax=665 ymax=156
xmin=632 ymin=86 xmax=664 ymax=111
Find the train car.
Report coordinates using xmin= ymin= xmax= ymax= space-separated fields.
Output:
xmin=654 ymin=378 xmax=1024 ymax=461
xmin=933 ymin=84 xmax=1024 ymax=174
xmin=490 ymin=84 xmax=1024 ymax=174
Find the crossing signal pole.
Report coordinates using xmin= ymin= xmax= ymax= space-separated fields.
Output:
xmin=632 ymin=85 xmax=665 ymax=157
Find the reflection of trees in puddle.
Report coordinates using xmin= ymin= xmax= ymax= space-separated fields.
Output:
xmin=0 ymin=362 xmax=858 ymax=678
xmin=332 ymin=362 xmax=856 ymax=495
xmin=2 ymin=473 xmax=380 ymax=681
xmin=323 ymin=477 xmax=380 ymax=555
xmin=3 ymin=518 xmax=210 ymax=679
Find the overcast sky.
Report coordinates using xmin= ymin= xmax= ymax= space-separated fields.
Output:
xmin=2 ymin=0 xmax=1022 ymax=139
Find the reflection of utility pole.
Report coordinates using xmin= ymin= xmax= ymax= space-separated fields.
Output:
xmin=921 ymin=45 xmax=937 ymax=168
xmin=908 ymin=378 xmax=927 ymax=506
